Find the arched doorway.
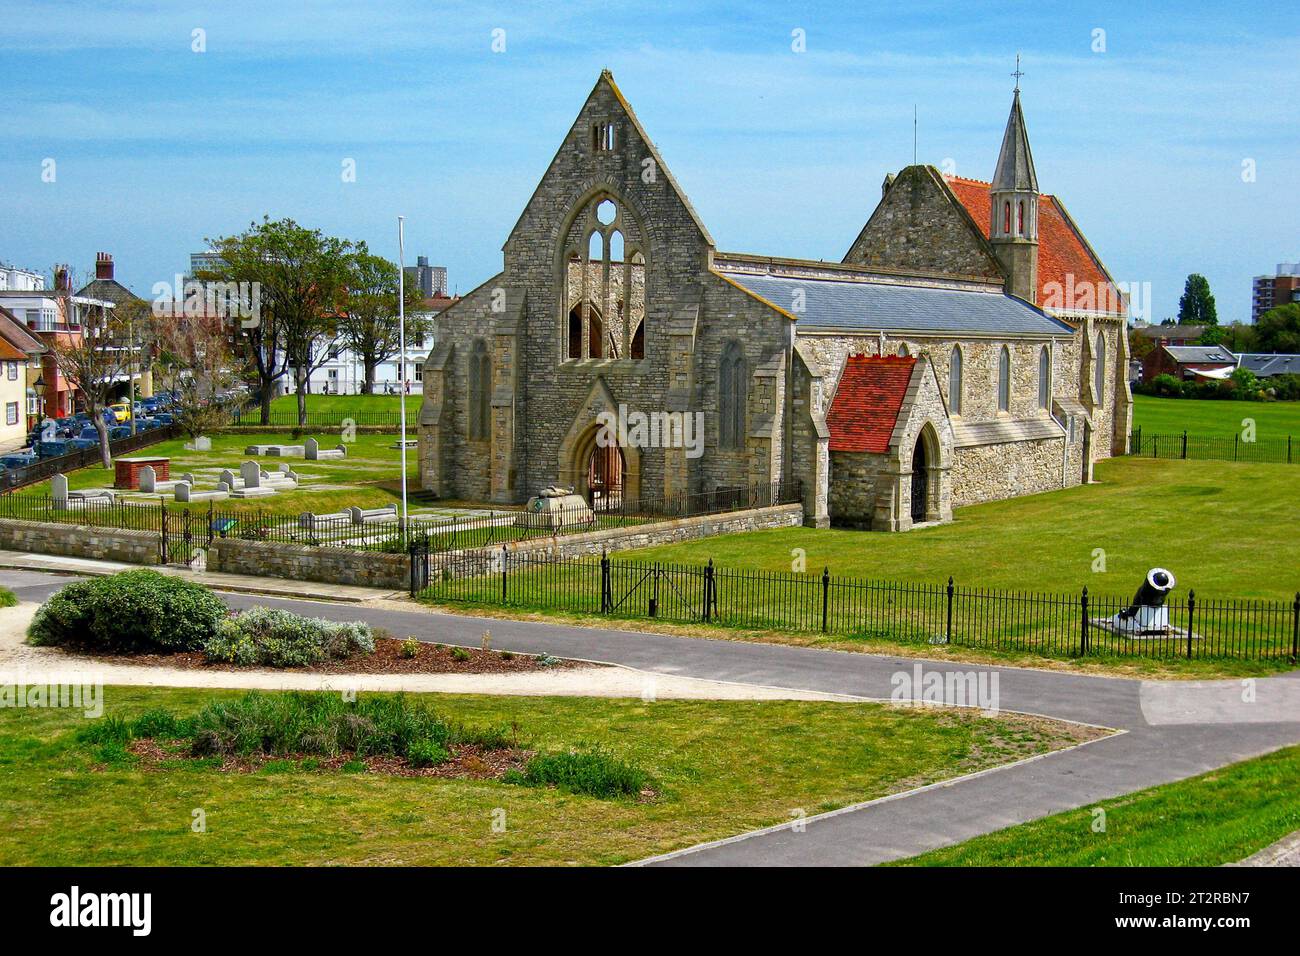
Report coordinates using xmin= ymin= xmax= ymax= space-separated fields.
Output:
xmin=586 ymin=441 xmax=625 ymax=510
xmin=910 ymin=437 xmax=928 ymax=523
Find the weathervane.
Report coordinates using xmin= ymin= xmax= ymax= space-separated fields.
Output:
xmin=1012 ymin=53 xmax=1024 ymax=92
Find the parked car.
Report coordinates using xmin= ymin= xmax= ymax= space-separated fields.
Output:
xmin=36 ymin=439 xmax=71 ymax=458
xmin=108 ymin=403 xmax=131 ymax=423
xmin=0 ymin=452 xmax=37 ymax=470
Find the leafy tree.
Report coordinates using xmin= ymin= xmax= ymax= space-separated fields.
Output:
xmin=205 ymin=217 xmax=352 ymax=427
xmin=1127 ymin=328 xmax=1155 ymax=362
xmin=1254 ymin=303 xmax=1300 ymax=354
xmin=1197 ymin=325 xmax=1227 ymax=346
xmin=337 ymin=245 xmax=427 ymax=395
xmin=1177 ymin=274 xmax=1218 ymax=326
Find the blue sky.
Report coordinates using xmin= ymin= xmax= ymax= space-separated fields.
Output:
xmin=2 ymin=0 xmax=1297 ymax=321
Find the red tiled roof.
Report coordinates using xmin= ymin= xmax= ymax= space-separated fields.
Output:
xmin=944 ymin=176 xmax=1122 ymax=313
xmin=827 ymin=355 xmax=915 ymax=453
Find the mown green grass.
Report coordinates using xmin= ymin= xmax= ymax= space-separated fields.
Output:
xmin=20 ymin=432 xmax=416 ymax=515
xmin=611 ymin=457 xmax=1299 ymax=602
xmin=0 ymin=686 xmax=1092 ymax=866
xmin=892 ymin=745 xmax=1300 ymax=866
xmin=1132 ymin=394 xmax=1300 ymax=438
xmin=264 ymin=393 xmax=418 ymax=417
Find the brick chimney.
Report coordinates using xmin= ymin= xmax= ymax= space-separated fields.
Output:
xmin=95 ymin=252 xmax=114 ymax=280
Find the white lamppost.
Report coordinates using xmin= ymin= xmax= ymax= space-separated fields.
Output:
xmin=397 ymin=216 xmax=409 ymax=535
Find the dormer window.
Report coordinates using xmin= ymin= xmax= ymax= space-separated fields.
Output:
xmin=591 ymin=122 xmax=616 ymax=151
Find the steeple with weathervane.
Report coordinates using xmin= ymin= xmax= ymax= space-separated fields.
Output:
xmin=989 ymin=54 xmax=1040 ymax=305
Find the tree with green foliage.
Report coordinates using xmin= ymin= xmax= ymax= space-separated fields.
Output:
xmin=1178 ymin=274 xmax=1218 ymax=326
xmin=1255 ymin=303 xmax=1300 ymax=354
xmin=337 ymin=244 xmax=427 ymax=395
xmin=206 ymin=217 xmax=352 ymax=427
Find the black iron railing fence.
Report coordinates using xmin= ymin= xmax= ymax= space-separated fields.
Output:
xmin=1 ymin=425 xmax=183 ymax=492
xmin=412 ymin=548 xmax=1300 ymax=663
xmin=0 ymin=480 xmax=801 ymax=563
xmin=1129 ymin=427 xmax=1296 ymax=464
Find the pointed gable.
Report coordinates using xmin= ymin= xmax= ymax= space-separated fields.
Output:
xmin=945 ymin=176 xmax=1123 ymax=314
xmin=504 ymin=70 xmax=712 ymax=256
xmin=842 ymin=165 xmax=1003 ymax=282
xmin=827 ymin=355 xmax=916 ymax=453
xmin=991 ymin=91 xmax=1039 ymax=193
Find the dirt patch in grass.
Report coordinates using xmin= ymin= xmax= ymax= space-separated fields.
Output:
xmin=58 ymin=637 xmax=586 ymax=675
xmin=128 ymin=738 xmax=535 ymax=779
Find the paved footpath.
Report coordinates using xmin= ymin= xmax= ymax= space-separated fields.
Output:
xmin=5 ymin=566 xmax=1298 ymax=867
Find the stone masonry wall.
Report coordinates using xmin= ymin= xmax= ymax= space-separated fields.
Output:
xmin=209 ymin=539 xmax=409 ymax=591
xmin=0 ymin=518 xmax=161 ymax=565
xmin=949 ymin=436 xmax=1068 ymax=508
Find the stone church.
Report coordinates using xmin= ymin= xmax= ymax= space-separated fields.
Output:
xmin=419 ymin=71 xmax=1131 ymax=530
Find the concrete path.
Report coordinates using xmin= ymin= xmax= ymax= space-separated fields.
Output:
xmin=4 ymin=566 xmax=1298 ymax=867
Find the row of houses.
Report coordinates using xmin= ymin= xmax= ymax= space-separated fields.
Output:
xmin=1140 ymin=343 xmax=1300 ymax=383
xmin=0 ymin=250 xmax=457 ymax=447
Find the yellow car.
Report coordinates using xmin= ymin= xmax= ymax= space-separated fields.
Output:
xmin=108 ymin=403 xmax=131 ymax=423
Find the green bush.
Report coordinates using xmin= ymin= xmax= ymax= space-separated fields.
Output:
xmin=202 ymin=606 xmax=375 ymax=667
xmin=506 ymin=747 xmax=649 ymax=799
xmin=26 ymin=570 xmax=227 ymax=653
xmin=0 ymin=587 xmax=16 ymax=609
xmin=450 ymin=647 xmax=470 ymax=662
xmin=400 ymin=638 xmax=420 ymax=659
xmin=184 ymin=692 xmax=499 ymax=761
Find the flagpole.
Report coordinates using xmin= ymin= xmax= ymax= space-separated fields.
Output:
xmin=397 ymin=215 xmax=408 ymax=536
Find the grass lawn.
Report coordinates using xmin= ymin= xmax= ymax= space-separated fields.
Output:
xmin=1133 ymin=394 xmax=1300 ymax=438
xmin=0 ymin=686 xmax=1095 ymax=866
xmin=614 ymin=457 xmax=1299 ymax=602
xmin=891 ymin=745 xmax=1300 ymax=866
xmin=18 ymin=432 xmax=418 ymax=516
xmin=262 ymin=393 xmax=419 ymax=418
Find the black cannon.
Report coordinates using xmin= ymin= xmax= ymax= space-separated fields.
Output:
xmin=1111 ymin=568 xmax=1176 ymax=634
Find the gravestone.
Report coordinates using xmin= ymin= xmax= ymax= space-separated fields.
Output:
xmin=51 ymin=473 xmax=69 ymax=510
xmin=304 ymin=438 xmax=319 ymax=459
xmin=219 ymin=469 xmax=238 ymax=489
xmin=138 ymin=465 xmax=157 ymax=494
xmin=185 ymin=436 xmax=212 ymax=452
xmin=240 ymin=460 xmax=261 ymax=489
xmin=175 ymin=481 xmax=192 ymax=503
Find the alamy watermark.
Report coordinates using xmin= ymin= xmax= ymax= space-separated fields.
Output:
xmin=890 ymin=663 xmax=1000 ymax=714
xmin=596 ymin=403 xmax=704 ymax=458
xmin=151 ymin=275 xmax=261 ymax=327
xmin=1 ymin=673 xmax=103 ymax=718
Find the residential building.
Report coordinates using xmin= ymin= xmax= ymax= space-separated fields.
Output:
xmin=1236 ymin=353 xmax=1300 ymax=378
xmin=1141 ymin=344 xmax=1237 ymax=382
xmin=75 ymin=252 xmax=153 ymax=401
xmin=1134 ymin=324 xmax=1206 ymax=347
xmin=0 ymin=305 xmax=46 ymax=445
xmin=0 ymin=266 xmax=117 ymax=418
xmin=1251 ymin=262 xmax=1300 ymax=323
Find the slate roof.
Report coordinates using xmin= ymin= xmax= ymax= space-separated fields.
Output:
xmin=1164 ymin=345 xmax=1236 ymax=365
xmin=0 ymin=306 xmax=45 ymax=356
xmin=945 ymin=176 xmax=1122 ymax=314
xmin=719 ymin=271 xmax=1074 ymax=337
xmin=991 ymin=91 xmax=1039 ymax=193
xmin=826 ymin=355 xmax=915 ymax=453
xmin=1237 ymin=353 xmax=1300 ymax=377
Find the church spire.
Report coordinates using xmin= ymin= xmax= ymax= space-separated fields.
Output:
xmin=989 ymin=57 xmax=1040 ymax=304
xmin=992 ymin=78 xmax=1038 ymax=191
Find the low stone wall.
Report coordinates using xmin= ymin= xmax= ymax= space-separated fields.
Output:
xmin=493 ymin=503 xmax=804 ymax=560
xmin=208 ymin=538 xmax=409 ymax=590
xmin=0 ymin=517 xmax=162 ymax=565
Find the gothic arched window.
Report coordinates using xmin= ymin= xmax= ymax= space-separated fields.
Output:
xmin=719 ymin=341 xmax=746 ymax=450
xmin=1038 ymin=345 xmax=1051 ymax=410
xmin=1018 ymin=202 xmax=1025 ymax=235
xmin=468 ymin=339 xmax=491 ymax=440
xmin=998 ymin=345 xmax=1011 ymax=414
xmin=562 ymin=195 xmax=646 ymax=361
xmin=1003 ymin=202 xmax=1011 ymax=234
xmin=948 ymin=345 xmax=963 ymax=415
xmin=1094 ymin=331 xmax=1106 ymax=406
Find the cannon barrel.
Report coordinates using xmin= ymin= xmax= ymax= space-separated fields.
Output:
xmin=1119 ymin=568 xmax=1176 ymax=620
